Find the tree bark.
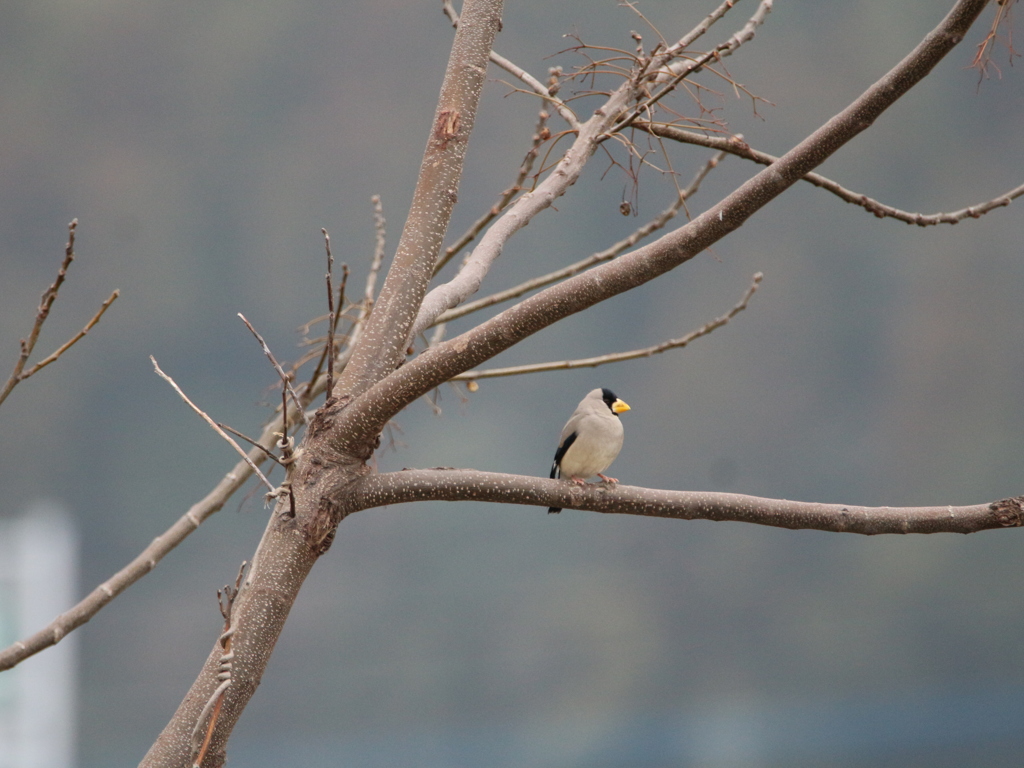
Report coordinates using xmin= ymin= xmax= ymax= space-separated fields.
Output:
xmin=349 ymin=469 xmax=1023 ymax=536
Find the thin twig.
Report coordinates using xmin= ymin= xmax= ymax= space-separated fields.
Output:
xmin=18 ymin=290 xmax=120 ymax=381
xmin=638 ymin=121 xmax=1024 ymax=225
xmin=0 ymin=340 xmax=343 ymax=672
xmin=429 ymin=322 xmax=447 ymax=348
xmin=280 ymin=387 xmax=290 ymax=458
xmin=611 ymin=0 xmax=775 ymax=136
xmin=491 ymin=52 xmax=581 ymax=129
xmin=435 ymin=151 xmax=726 ymax=324
xmin=971 ymin=0 xmax=1020 ymax=79
xmin=411 ymin=6 xmax=766 ymax=337
xmin=150 ymin=356 xmax=275 ymax=493
xmin=215 ymin=423 xmax=284 ymax=465
xmin=658 ymin=0 xmax=768 ymax=72
xmin=304 ymin=264 xmax=349 ymax=400
xmin=454 ymin=272 xmax=761 ymax=379
xmin=238 ymin=313 xmax=311 ymax=426
xmin=1 ymin=220 xmax=120 ymax=408
xmin=323 ymin=229 xmax=337 ymax=398
xmin=300 ymin=196 xmax=387 ymax=399
xmin=333 ymin=197 xmax=388 ymax=362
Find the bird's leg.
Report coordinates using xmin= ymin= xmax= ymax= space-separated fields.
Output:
xmin=597 ymin=473 xmax=618 ymax=484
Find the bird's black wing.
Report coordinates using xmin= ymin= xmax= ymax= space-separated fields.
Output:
xmin=550 ymin=431 xmax=578 ymax=479
xmin=548 ymin=431 xmax=578 ymax=514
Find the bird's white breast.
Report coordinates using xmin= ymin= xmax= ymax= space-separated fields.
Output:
xmin=558 ymin=413 xmax=624 ymax=479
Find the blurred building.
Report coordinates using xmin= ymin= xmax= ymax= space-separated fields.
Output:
xmin=0 ymin=503 xmax=78 ymax=768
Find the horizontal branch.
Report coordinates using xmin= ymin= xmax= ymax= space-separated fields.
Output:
xmin=350 ymin=468 xmax=1024 ymax=536
xmin=637 ymin=122 xmax=1024 ymax=225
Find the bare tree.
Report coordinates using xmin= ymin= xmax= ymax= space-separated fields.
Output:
xmin=0 ymin=0 xmax=1020 ymax=766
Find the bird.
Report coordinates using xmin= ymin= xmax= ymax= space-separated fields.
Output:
xmin=548 ymin=388 xmax=630 ymax=513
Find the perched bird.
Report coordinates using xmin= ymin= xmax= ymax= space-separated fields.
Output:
xmin=548 ymin=388 xmax=630 ymax=513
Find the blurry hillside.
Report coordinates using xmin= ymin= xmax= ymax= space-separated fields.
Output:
xmin=1 ymin=1 xmax=1022 ymax=766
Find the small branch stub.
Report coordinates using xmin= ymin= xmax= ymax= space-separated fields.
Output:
xmin=990 ymin=496 xmax=1024 ymax=527
xmin=435 ymin=109 xmax=462 ymax=150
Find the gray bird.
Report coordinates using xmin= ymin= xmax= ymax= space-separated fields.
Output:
xmin=548 ymin=388 xmax=630 ymax=513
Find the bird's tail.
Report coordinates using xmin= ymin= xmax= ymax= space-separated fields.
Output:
xmin=548 ymin=461 xmax=561 ymax=512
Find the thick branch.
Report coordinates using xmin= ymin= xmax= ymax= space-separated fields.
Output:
xmin=434 ymin=110 xmax=549 ymax=276
xmin=335 ymin=0 xmax=503 ymax=401
xmin=138 ymin=3 xmax=994 ymax=764
xmin=140 ymin=519 xmax=317 ymax=768
xmin=350 ymin=469 xmax=1023 ymax=536
xmin=0 ymin=341 xmax=366 ymax=673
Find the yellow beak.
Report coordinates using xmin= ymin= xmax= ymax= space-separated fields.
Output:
xmin=612 ymin=399 xmax=630 ymax=414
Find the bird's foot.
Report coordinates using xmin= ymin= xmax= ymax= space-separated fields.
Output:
xmin=571 ymin=476 xmax=587 ymax=485
xmin=597 ymin=473 xmax=619 ymax=484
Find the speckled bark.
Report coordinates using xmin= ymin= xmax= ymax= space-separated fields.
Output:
xmin=140 ymin=518 xmax=317 ymax=768
xmin=348 ymin=470 xmax=1024 ymax=536
xmin=335 ymin=0 xmax=504 ymax=405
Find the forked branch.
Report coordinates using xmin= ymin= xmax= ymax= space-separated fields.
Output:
xmin=132 ymin=3 xmax=997 ymax=765
xmin=0 ymin=220 xmax=119 ymax=409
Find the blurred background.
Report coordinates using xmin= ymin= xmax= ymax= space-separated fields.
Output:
xmin=1 ymin=0 xmax=1023 ymax=766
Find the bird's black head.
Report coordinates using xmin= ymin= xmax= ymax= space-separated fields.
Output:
xmin=599 ymin=388 xmax=631 ymax=416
